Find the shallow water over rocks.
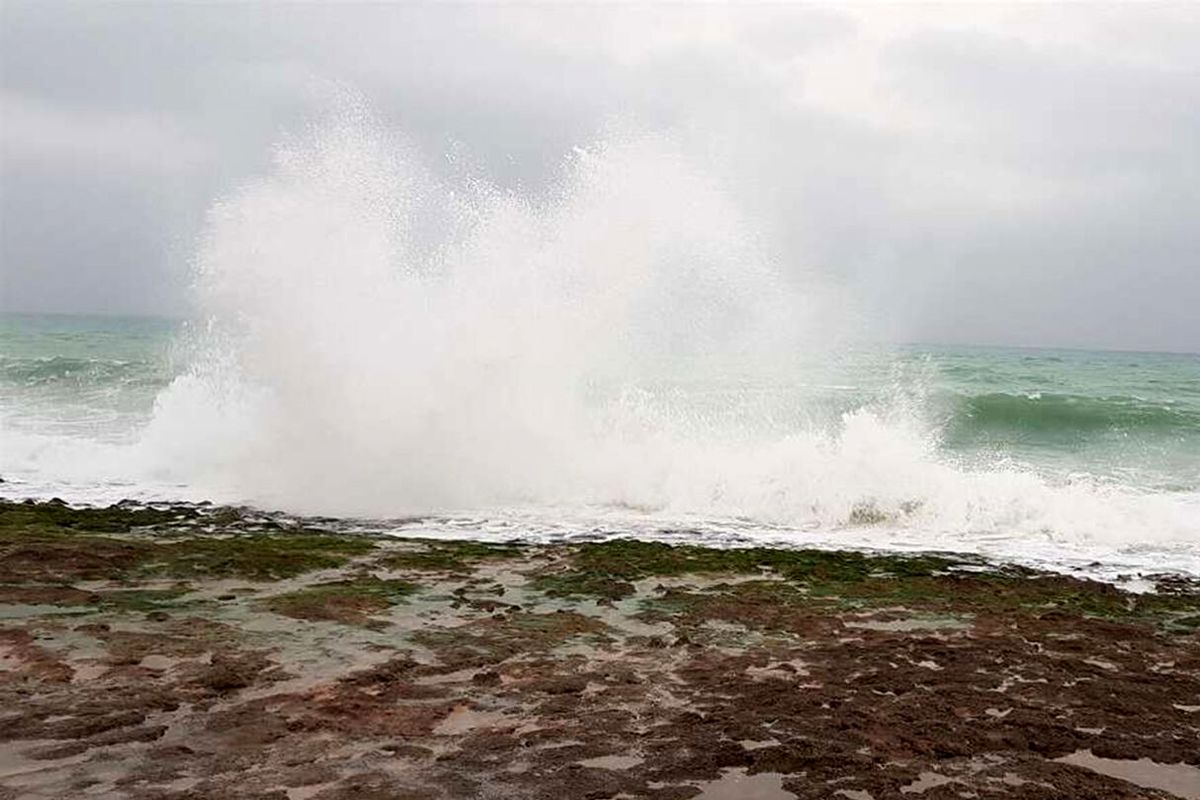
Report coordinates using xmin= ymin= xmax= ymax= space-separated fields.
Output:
xmin=1057 ymin=750 xmax=1200 ymax=799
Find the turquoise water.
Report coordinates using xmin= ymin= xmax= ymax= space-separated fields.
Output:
xmin=5 ymin=314 xmax=1198 ymax=486
xmin=919 ymin=345 xmax=1200 ymax=491
xmin=0 ymin=313 xmax=178 ymax=442
xmin=3 ymin=312 xmax=1198 ymax=490
xmin=2 ymin=312 xmax=1198 ymax=577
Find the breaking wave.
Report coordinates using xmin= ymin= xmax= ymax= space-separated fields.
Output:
xmin=948 ymin=392 xmax=1200 ymax=438
xmin=2 ymin=106 xmax=1198 ymax=577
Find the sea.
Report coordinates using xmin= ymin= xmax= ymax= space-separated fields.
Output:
xmin=2 ymin=311 xmax=1197 ymax=583
xmin=2 ymin=122 xmax=1198 ymax=582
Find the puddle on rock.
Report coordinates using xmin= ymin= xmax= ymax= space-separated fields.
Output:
xmin=70 ymin=661 xmax=109 ymax=682
xmin=740 ymin=738 xmax=780 ymax=751
xmin=695 ymin=767 xmax=796 ymax=799
xmin=433 ymin=705 xmax=511 ymax=736
xmin=0 ymin=739 xmax=90 ymax=781
xmin=415 ymin=666 xmax=482 ymax=686
xmin=0 ymin=603 xmax=91 ymax=620
xmin=746 ymin=659 xmax=809 ymax=681
xmin=845 ymin=616 xmax=970 ymax=632
xmin=139 ymin=653 xmax=186 ymax=671
xmin=1057 ymin=750 xmax=1200 ymax=799
xmin=579 ymin=754 xmax=643 ymax=770
xmin=901 ymin=772 xmax=956 ymax=794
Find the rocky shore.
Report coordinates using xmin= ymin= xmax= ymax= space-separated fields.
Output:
xmin=1 ymin=499 xmax=1198 ymax=799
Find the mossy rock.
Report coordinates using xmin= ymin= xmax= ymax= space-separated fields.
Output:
xmin=260 ymin=577 xmax=418 ymax=625
xmin=0 ymin=500 xmax=377 ymax=582
xmin=92 ymin=586 xmax=195 ymax=613
xmin=142 ymin=534 xmax=375 ymax=580
xmin=381 ymin=540 xmax=526 ymax=574
xmin=532 ymin=540 xmax=959 ymax=601
xmin=0 ymin=498 xmax=198 ymax=534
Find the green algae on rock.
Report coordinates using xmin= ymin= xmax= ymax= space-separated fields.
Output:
xmin=532 ymin=539 xmax=960 ymax=599
xmin=380 ymin=540 xmax=527 ymax=574
xmin=260 ymin=576 xmax=419 ymax=626
xmin=2 ymin=500 xmax=1200 ymax=800
xmin=0 ymin=499 xmax=376 ymax=583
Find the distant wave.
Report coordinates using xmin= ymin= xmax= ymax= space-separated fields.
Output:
xmin=948 ymin=391 xmax=1199 ymax=437
xmin=0 ymin=355 xmax=164 ymax=388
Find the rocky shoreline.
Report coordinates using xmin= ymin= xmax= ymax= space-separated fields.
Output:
xmin=1 ymin=499 xmax=1198 ymax=799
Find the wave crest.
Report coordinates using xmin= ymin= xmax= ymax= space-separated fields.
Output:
xmin=951 ymin=392 xmax=1199 ymax=436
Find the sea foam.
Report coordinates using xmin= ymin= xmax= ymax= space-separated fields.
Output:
xmin=3 ymin=107 xmax=1198 ymax=578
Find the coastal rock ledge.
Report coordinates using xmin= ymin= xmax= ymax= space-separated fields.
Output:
xmin=1 ymin=500 xmax=1198 ymax=800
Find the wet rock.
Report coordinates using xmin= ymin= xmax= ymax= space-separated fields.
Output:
xmin=2 ymin=502 xmax=1198 ymax=800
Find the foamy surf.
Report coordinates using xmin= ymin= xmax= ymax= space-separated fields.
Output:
xmin=1 ymin=108 xmax=1197 ymax=582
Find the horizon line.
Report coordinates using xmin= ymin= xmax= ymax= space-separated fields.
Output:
xmin=2 ymin=308 xmax=1196 ymax=358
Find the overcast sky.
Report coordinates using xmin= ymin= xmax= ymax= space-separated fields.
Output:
xmin=2 ymin=2 xmax=1198 ymax=352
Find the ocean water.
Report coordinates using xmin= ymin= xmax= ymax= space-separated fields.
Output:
xmin=1 ymin=116 xmax=1198 ymax=580
xmin=3 ymin=312 xmax=1197 ymax=580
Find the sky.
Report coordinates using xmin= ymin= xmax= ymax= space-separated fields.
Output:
xmin=1 ymin=2 xmax=1198 ymax=352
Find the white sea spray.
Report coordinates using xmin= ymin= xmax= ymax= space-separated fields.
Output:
xmin=1 ymin=107 xmax=1197 ymax=578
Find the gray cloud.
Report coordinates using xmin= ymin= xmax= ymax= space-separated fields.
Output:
xmin=1 ymin=2 xmax=1197 ymax=351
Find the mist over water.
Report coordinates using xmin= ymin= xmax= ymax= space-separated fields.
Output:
xmin=3 ymin=111 xmax=1199 ymax=579
xmin=147 ymin=111 xmax=855 ymax=513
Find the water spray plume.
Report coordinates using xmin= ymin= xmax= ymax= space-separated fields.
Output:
xmin=4 ymin=107 xmax=1197 ymax=578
